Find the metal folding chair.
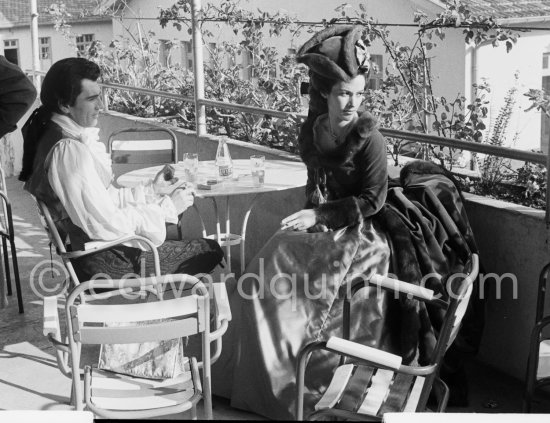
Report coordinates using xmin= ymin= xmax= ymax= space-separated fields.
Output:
xmin=523 ymin=262 xmax=550 ymax=412
xmin=296 ymin=254 xmax=479 ymax=420
xmin=37 ymin=198 xmax=162 ymax=397
xmin=108 ymin=126 xmax=186 ymax=239
xmin=0 ymin=165 xmax=23 ymax=313
xmin=108 ymin=127 xmax=178 ymax=180
xmin=37 ymin=199 xmax=232 ymax=413
xmin=66 ymin=275 xmax=230 ymax=419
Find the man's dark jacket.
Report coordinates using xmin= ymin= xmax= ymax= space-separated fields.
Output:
xmin=0 ymin=55 xmax=37 ymax=138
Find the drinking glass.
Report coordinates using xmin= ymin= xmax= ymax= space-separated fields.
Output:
xmin=183 ymin=153 xmax=199 ymax=185
xmin=143 ymin=179 xmax=156 ymax=203
xmin=250 ymin=155 xmax=265 ymax=187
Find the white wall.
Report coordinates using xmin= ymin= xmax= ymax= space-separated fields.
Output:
xmin=0 ymin=21 xmax=113 ymax=73
xmin=120 ymin=0 xmax=550 ymax=154
xmin=474 ymin=27 xmax=550 ymax=153
xmin=117 ymin=0 xmax=465 ymax=100
xmin=0 ymin=21 xmax=113 ymax=176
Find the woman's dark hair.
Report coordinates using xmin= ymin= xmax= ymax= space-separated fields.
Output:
xmin=307 ymin=71 xmax=337 ymax=117
xmin=19 ymin=58 xmax=101 ymax=182
xmin=298 ymin=70 xmax=368 ymax=163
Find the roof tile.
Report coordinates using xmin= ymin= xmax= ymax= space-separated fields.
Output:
xmin=456 ymin=0 xmax=550 ymax=19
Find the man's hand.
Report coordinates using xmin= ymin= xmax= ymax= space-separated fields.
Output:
xmin=170 ymin=186 xmax=195 ymax=214
xmin=153 ymin=164 xmax=178 ymax=192
xmin=280 ymin=209 xmax=317 ymax=232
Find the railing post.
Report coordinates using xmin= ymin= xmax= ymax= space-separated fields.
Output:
xmin=101 ymin=87 xmax=109 ymax=112
xmin=30 ymin=0 xmax=41 ymax=88
xmin=191 ymin=0 xmax=207 ymax=139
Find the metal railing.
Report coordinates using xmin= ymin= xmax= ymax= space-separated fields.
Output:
xmin=99 ymin=82 xmax=546 ymax=164
xmin=26 ymin=69 xmax=550 ymax=223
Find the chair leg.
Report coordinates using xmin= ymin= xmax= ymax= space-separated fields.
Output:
xmin=523 ymin=353 xmax=537 ymax=412
xmin=9 ymin=237 xmax=23 ymax=313
xmin=70 ymin=382 xmax=75 ymax=407
xmin=0 ymin=249 xmax=7 ymax=308
xmin=2 ymin=238 xmax=12 ymax=296
xmin=203 ymin=389 xmax=213 ymax=419
xmin=524 ymin=326 xmax=542 ymax=412
xmin=190 ymin=404 xmax=197 ymax=420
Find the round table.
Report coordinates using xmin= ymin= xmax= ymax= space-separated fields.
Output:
xmin=118 ymin=159 xmax=307 ymax=273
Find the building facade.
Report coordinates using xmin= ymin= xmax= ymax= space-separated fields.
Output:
xmin=0 ymin=0 xmax=114 ymax=175
xmin=0 ymin=0 xmax=113 ymax=73
xmin=112 ymin=0 xmax=550 ymax=154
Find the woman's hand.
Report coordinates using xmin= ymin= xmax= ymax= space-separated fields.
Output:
xmin=170 ymin=185 xmax=195 ymax=214
xmin=281 ymin=209 xmax=317 ymax=232
xmin=153 ymin=164 xmax=178 ymax=192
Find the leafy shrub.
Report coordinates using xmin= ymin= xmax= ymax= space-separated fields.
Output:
xmin=49 ymin=0 xmax=546 ymax=209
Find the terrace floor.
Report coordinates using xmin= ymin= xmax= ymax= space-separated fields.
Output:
xmin=0 ymin=175 xmax=549 ymax=420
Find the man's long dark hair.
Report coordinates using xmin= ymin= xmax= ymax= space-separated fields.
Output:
xmin=19 ymin=57 xmax=100 ymax=182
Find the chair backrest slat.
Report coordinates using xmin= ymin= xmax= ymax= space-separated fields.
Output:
xmin=78 ymin=318 xmax=200 ymax=344
xmin=356 ymin=369 xmax=394 ymax=415
xmin=68 ymin=278 xmax=209 ymax=346
xmin=112 ymin=152 xmax=174 ymax=166
xmin=402 ymin=376 xmax=425 ymax=412
xmin=73 ymin=295 xmax=199 ymax=323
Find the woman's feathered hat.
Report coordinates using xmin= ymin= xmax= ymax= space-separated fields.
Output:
xmin=296 ymin=25 xmax=370 ymax=82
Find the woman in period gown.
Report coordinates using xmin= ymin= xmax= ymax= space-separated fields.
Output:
xmin=212 ymin=25 xmax=479 ymax=419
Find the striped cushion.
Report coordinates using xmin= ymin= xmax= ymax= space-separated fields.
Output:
xmin=111 ymin=139 xmax=174 ymax=165
xmin=88 ymin=358 xmax=198 ymax=411
xmin=314 ymin=364 xmax=425 ymax=417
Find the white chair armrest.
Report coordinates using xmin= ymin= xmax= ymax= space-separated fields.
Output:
xmin=369 ymin=274 xmax=434 ymax=301
xmin=65 ymin=234 xmax=153 ymax=255
xmin=63 ymin=234 xmax=161 ymax=276
xmin=213 ymin=282 xmax=232 ymax=323
xmin=326 ymin=337 xmax=402 ymax=370
xmin=43 ymin=295 xmax=61 ymax=338
xmin=210 ymin=283 xmax=232 ymax=341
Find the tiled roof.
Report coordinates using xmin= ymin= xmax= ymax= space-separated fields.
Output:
xmin=0 ymin=0 xmax=111 ymax=28
xmin=451 ymin=0 xmax=550 ymax=20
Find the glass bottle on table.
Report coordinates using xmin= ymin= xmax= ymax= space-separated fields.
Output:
xmin=215 ymin=136 xmax=233 ymax=180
